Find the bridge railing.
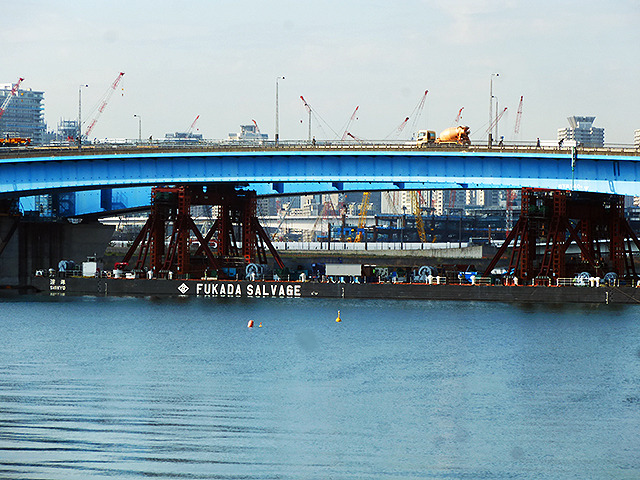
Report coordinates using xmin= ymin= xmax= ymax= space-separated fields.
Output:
xmin=2 ymin=139 xmax=639 ymax=159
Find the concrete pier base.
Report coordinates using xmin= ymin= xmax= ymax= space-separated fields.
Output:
xmin=0 ymin=217 xmax=114 ymax=287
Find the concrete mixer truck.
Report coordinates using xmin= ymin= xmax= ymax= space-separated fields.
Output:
xmin=416 ymin=125 xmax=471 ymax=147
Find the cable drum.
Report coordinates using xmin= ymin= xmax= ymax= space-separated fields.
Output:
xmin=417 ymin=265 xmax=437 ymax=282
xmin=603 ymin=272 xmax=618 ymax=286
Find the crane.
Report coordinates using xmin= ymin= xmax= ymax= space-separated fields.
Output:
xmin=514 ymin=96 xmax=523 ymax=136
xmin=186 ymin=115 xmax=200 ymax=136
xmin=408 ymin=90 xmax=428 ymax=137
xmin=84 ymin=72 xmax=125 ymax=139
xmin=251 ymin=119 xmax=262 ymax=135
xmin=384 ymin=116 xmax=410 ymax=140
xmin=485 ymin=107 xmax=507 ymax=135
xmin=0 ymin=77 xmax=24 ymax=122
xmin=354 ymin=192 xmax=370 ymax=242
xmin=300 ymin=96 xmax=312 ymax=141
xmin=454 ymin=107 xmax=464 ymax=125
xmin=410 ymin=191 xmax=427 ymax=242
xmin=340 ymin=105 xmax=359 ymax=141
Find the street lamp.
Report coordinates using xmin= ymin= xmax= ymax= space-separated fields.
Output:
xmin=275 ymin=76 xmax=285 ymax=145
xmin=133 ymin=114 xmax=141 ymax=143
xmin=489 ymin=73 xmax=499 ymax=146
xmin=78 ymin=84 xmax=88 ymax=149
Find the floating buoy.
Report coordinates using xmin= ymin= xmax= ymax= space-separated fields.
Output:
xmin=336 ymin=310 xmax=342 ymax=322
xmin=258 ymin=322 xmax=262 ymax=327
xmin=247 ymin=320 xmax=254 ymax=328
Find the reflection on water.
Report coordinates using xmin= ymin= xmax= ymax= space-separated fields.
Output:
xmin=0 ymin=295 xmax=639 ymax=479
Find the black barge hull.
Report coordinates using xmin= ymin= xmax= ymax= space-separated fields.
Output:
xmin=31 ymin=276 xmax=640 ymax=304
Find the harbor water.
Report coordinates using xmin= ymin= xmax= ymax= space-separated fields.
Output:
xmin=0 ymin=295 xmax=639 ymax=479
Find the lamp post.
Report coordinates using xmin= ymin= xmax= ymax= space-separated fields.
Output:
xmin=275 ymin=76 xmax=285 ymax=145
xmin=133 ymin=114 xmax=141 ymax=143
xmin=78 ymin=84 xmax=88 ymax=149
xmin=489 ymin=73 xmax=499 ymax=146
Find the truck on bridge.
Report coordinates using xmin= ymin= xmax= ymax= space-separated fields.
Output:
xmin=416 ymin=125 xmax=471 ymax=147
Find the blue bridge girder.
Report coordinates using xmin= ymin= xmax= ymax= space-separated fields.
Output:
xmin=1 ymin=145 xmax=640 ymax=198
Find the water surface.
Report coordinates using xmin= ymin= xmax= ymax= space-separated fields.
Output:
xmin=0 ymin=295 xmax=639 ymax=479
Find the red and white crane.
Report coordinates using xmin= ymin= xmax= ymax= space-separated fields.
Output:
xmin=0 ymin=77 xmax=24 ymax=121
xmin=187 ymin=115 xmax=200 ymax=136
xmin=514 ymin=96 xmax=524 ymax=135
xmin=341 ymin=105 xmax=359 ymax=141
xmin=300 ymin=96 xmax=313 ymax=141
xmin=454 ymin=107 xmax=464 ymax=124
xmin=84 ymin=72 xmax=125 ymax=139
xmin=408 ymin=89 xmax=428 ymax=135
xmin=486 ymin=107 xmax=508 ymax=134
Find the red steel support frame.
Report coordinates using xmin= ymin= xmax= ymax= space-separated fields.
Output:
xmin=121 ymin=185 xmax=284 ymax=278
xmin=484 ymin=188 xmax=640 ymax=283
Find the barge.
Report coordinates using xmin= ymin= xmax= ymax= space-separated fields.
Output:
xmin=30 ymin=275 xmax=640 ymax=304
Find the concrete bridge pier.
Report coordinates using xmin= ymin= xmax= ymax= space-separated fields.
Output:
xmin=0 ymin=216 xmax=114 ymax=287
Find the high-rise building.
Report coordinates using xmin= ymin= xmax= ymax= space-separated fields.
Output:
xmin=634 ymin=129 xmax=640 ymax=148
xmin=0 ymin=83 xmax=46 ymax=144
xmin=557 ymin=116 xmax=604 ymax=147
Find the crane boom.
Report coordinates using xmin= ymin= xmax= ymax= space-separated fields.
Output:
xmin=514 ymin=96 xmax=523 ymax=135
xmin=341 ymin=106 xmax=359 ymax=140
xmin=410 ymin=191 xmax=427 ymax=243
xmin=486 ymin=107 xmax=507 ymax=134
xmin=187 ymin=115 xmax=200 ymax=135
xmin=408 ymin=89 xmax=428 ymax=135
xmin=354 ymin=192 xmax=371 ymax=242
xmin=454 ymin=107 xmax=464 ymax=124
xmin=0 ymin=77 xmax=24 ymax=121
xmin=84 ymin=72 xmax=125 ymax=138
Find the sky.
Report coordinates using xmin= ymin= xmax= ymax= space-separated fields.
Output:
xmin=4 ymin=0 xmax=639 ymax=144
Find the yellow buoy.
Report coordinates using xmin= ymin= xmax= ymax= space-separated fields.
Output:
xmin=258 ymin=322 xmax=262 ymax=327
xmin=336 ymin=310 xmax=342 ymax=322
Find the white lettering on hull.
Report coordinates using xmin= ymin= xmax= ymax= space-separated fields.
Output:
xmin=193 ymin=282 xmax=301 ymax=298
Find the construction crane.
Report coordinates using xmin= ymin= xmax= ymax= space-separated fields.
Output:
xmin=410 ymin=191 xmax=427 ymax=243
xmin=408 ymin=90 xmax=429 ymax=137
xmin=186 ymin=115 xmax=200 ymax=136
xmin=384 ymin=116 xmax=410 ymax=140
xmin=454 ymin=107 xmax=464 ymax=125
xmin=354 ymin=192 xmax=370 ymax=242
xmin=485 ymin=107 xmax=508 ymax=135
xmin=514 ymin=96 xmax=524 ymax=136
xmin=300 ymin=96 xmax=313 ymax=141
xmin=340 ymin=106 xmax=359 ymax=141
xmin=311 ymin=200 xmax=338 ymax=239
xmin=0 ymin=77 xmax=24 ymax=122
xmin=84 ymin=72 xmax=125 ymax=139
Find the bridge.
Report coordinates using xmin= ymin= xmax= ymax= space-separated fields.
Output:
xmin=1 ymin=144 xmax=640 ymax=203
xmin=2 ymin=142 xmax=640 ymax=286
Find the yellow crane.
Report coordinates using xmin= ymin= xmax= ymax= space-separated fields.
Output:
xmin=410 ymin=191 xmax=427 ymax=243
xmin=355 ymin=192 xmax=370 ymax=242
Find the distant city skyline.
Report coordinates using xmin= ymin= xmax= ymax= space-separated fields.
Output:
xmin=3 ymin=1 xmax=639 ymax=144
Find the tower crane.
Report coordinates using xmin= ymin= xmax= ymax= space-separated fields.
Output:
xmin=341 ymin=106 xmax=359 ymax=141
xmin=0 ymin=77 xmax=24 ymax=122
xmin=514 ymin=96 xmax=524 ymax=136
xmin=84 ymin=72 xmax=125 ymax=139
xmin=410 ymin=191 xmax=427 ymax=242
xmin=354 ymin=192 xmax=370 ymax=242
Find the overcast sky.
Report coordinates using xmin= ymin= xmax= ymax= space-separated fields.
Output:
xmin=4 ymin=0 xmax=639 ymax=144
